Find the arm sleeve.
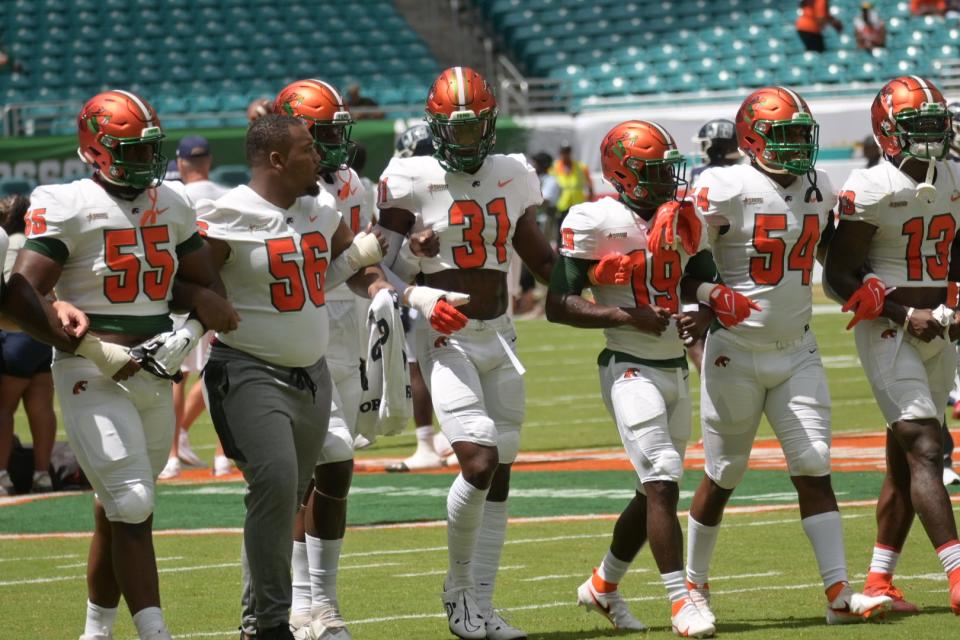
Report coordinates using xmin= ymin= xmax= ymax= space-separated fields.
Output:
xmin=684 ymin=249 xmax=720 ymax=283
xmin=548 ymin=255 xmax=592 ymax=296
xmin=837 ymin=169 xmax=883 ymax=227
xmin=25 ymin=186 xmax=76 ymax=256
xmin=377 ymin=157 xmax=417 ymax=212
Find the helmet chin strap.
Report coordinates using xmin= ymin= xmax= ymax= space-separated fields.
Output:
xmin=899 ymin=155 xmax=938 ymax=204
xmin=754 ymin=155 xmax=790 ymax=175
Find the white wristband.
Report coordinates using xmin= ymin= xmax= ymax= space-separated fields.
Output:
xmin=345 ymin=231 xmax=384 ymax=271
xmin=862 ymin=272 xmax=880 ymax=283
xmin=903 ymin=306 xmax=915 ymax=330
xmin=696 ymin=282 xmax=718 ymax=304
xmin=74 ymin=334 xmax=131 ymax=377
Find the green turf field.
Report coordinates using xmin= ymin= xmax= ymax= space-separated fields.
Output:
xmin=2 ymin=309 xmax=960 ymax=638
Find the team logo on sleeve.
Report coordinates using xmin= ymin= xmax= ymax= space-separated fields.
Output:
xmin=561 ymin=228 xmax=575 ymax=251
xmin=72 ymin=380 xmax=88 ymax=395
xmin=881 ymin=328 xmax=897 ymax=339
xmin=838 ymin=191 xmax=856 ymax=216
xmin=696 ymin=187 xmax=710 ymax=212
xmin=714 ymin=356 xmax=730 ymax=368
xmin=623 ymin=368 xmax=641 ymax=379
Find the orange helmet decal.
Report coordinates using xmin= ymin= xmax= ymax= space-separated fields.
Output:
xmin=274 ymin=78 xmax=354 ymax=170
xmin=77 ymin=90 xmax=166 ymax=190
xmin=600 ymin=120 xmax=687 ymax=209
xmin=425 ymin=66 xmax=498 ymax=173
xmin=735 ymin=86 xmax=818 ymax=175
xmin=871 ymin=75 xmax=951 ymax=161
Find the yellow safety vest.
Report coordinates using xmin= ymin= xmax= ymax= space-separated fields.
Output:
xmin=551 ymin=160 xmax=590 ymax=213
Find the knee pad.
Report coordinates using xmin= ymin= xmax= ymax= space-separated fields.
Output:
xmin=789 ymin=440 xmax=831 ymax=477
xmin=497 ymin=429 xmax=521 ymax=465
xmin=708 ymin=454 xmax=749 ymax=490
xmin=111 ymin=482 xmax=154 ymax=524
xmin=650 ymin=448 xmax=684 ymax=483
xmin=318 ymin=423 xmax=355 ymax=465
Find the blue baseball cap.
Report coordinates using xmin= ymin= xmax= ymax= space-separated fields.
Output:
xmin=165 ymin=159 xmax=181 ymax=181
xmin=176 ymin=135 xmax=211 ymax=159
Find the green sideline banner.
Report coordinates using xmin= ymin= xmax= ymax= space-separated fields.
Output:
xmin=0 ymin=118 xmax=529 ymax=185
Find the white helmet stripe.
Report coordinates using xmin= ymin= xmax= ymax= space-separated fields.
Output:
xmin=646 ymin=120 xmax=676 ymax=147
xmin=113 ymin=89 xmax=154 ymax=126
xmin=780 ymin=86 xmax=806 ymax=113
xmin=454 ymin=67 xmax=467 ymax=106
xmin=911 ymin=75 xmax=935 ymax=103
xmin=308 ymin=79 xmax=345 ymax=107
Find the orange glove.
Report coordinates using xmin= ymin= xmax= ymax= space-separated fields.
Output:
xmin=707 ymin=284 xmax=761 ymax=328
xmin=430 ymin=299 xmax=469 ymax=334
xmin=841 ymin=277 xmax=885 ymax=330
xmin=947 ymin=281 xmax=960 ymax=309
xmin=590 ymin=253 xmax=634 ymax=286
xmin=647 ymin=200 xmax=703 ymax=257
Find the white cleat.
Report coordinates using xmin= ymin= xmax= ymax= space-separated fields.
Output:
xmin=826 ymin=584 xmax=892 ymax=624
xmin=484 ymin=610 xmax=527 ymax=640
xmin=386 ymin=449 xmax=445 ymax=472
xmin=944 ymin=467 xmax=960 ymax=487
xmin=293 ymin=603 xmax=352 ymax=640
xmin=289 ymin=610 xmax=312 ymax=633
xmin=177 ymin=431 xmax=206 ymax=468
xmin=158 ymin=457 xmax=181 ymax=480
xmin=442 ymin=584 xmax=486 ymax=639
xmin=576 ymin=571 xmax=648 ymax=631
xmin=79 ymin=634 xmax=112 ymax=640
xmin=686 ymin=581 xmax=716 ymax=626
xmin=353 ymin=434 xmax=372 ymax=450
xmin=213 ymin=455 xmax=234 ymax=477
xmin=672 ymin=598 xmax=716 ymax=638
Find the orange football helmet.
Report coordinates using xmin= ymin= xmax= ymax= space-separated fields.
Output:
xmin=735 ymin=86 xmax=818 ymax=175
xmin=425 ymin=66 xmax=498 ymax=173
xmin=77 ymin=90 xmax=166 ymax=190
xmin=600 ymin=120 xmax=687 ymax=209
xmin=871 ymin=76 xmax=951 ymax=161
xmin=274 ymin=79 xmax=354 ymax=170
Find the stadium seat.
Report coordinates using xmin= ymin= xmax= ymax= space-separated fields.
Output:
xmin=0 ymin=178 xmax=37 ymax=196
xmin=210 ymin=165 xmax=251 ymax=187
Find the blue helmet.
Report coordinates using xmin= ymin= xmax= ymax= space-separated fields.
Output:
xmin=395 ymin=124 xmax=434 ymax=158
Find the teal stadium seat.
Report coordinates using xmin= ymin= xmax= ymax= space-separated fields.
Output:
xmin=210 ymin=165 xmax=251 ymax=187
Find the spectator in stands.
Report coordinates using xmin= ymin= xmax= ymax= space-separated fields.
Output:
xmin=863 ymin=135 xmax=881 ymax=168
xmin=550 ymin=142 xmax=593 ymax=235
xmin=854 ymin=2 xmax=886 ymax=51
xmin=796 ymin=0 xmax=843 ymax=53
xmin=0 ymin=194 xmax=56 ymax=495
xmin=948 ymin=0 xmax=960 ymax=18
xmin=160 ymin=136 xmax=232 ymax=480
xmin=165 ymin=159 xmax=181 ymax=182
xmin=346 ymin=83 xmax=384 ymax=120
xmin=246 ymin=98 xmax=271 ymax=124
xmin=911 ymin=0 xmax=946 ymax=15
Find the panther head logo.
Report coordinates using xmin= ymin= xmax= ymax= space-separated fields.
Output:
xmin=623 ymin=368 xmax=640 ymax=379
xmin=714 ymin=356 xmax=730 ymax=368
xmin=434 ymin=336 xmax=449 ymax=348
xmin=881 ymin=328 xmax=897 ymax=339
xmin=72 ymin=380 xmax=88 ymax=395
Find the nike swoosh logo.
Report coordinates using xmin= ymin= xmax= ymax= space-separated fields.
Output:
xmin=309 ymin=215 xmax=318 ymax=222
xmin=498 ymin=178 xmax=514 ymax=188
xmin=952 ymin=193 xmax=960 ymax=202
xmin=350 ymin=186 xmax=359 ymax=195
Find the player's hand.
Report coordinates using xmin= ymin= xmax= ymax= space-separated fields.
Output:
xmin=905 ymin=307 xmax=944 ymax=342
xmin=590 ymin=253 xmax=634 ymax=286
xmin=621 ymin=305 xmax=671 ymax=335
xmin=404 ymin=286 xmax=470 ymax=334
xmin=708 ymin=284 xmax=760 ymax=328
xmin=841 ymin=277 xmax=885 ymax=330
xmin=130 ymin=319 xmax=204 ymax=381
xmin=949 ymin=315 xmax=960 ymax=342
xmin=365 ymin=224 xmax=389 ymax=258
xmin=675 ymin=307 xmax=713 ymax=344
xmin=52 ymin=300 xmax=89 ymax=338
xmin=647 ymin=200 xmax=702 ymax=257
xmin=192 ymin=288 xmax=239 ymax=333
xmin=409 ymin=228 xmax=440 ymax=258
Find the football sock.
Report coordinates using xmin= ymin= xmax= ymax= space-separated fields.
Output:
xmin=661 ymin=570 xmax=688 ymax=603
xmin=132 ymin=606 xmax=168 ymax=640
xmin=686 ymin=516 xmax=719 ymax=587
xmin=83 ymin=600 xmax=118 ymax=637
xmin=291 ymin=540 xmax=311 ymax=617
xmin=415 ymin=425 xmax=436 ymax=450
xmin=472 ymin=499 xmax=508 ymax=612
xmin=867 ymin=543 xmax=900 ymax=582
xmin=801 ymin=510 xmax=848 ymax=590
xmin=937 ymin=540 xmax=960 ymax=583
xmin=306 ymin=535 xmax=342 ymax=609
xmin=596 ymin=550 xmax=630 ymax=588
xmin=446 ymin=474 xmax=489 ymax=589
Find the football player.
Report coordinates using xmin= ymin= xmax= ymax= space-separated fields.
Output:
xmin=685 ymin=86 xmax=892 ymax=625
xmin=690 ymin=119 xmax=741 ymax=183
xmin=3 ymin=90 xmax=238 ymax=640
xmin=825 ymin=75 xmax=960 ymax=615
xmin=547 ymin=120 xmax=739 ymax=638
xmin=377 ymin=67 xmax=554 ymax=640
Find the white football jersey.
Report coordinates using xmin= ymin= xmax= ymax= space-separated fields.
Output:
xmin=0 ymin=228 xmax=8 ymax=285
xmin=26 ymin=179 xmax=198 ymax=327
xmin=839 ymin=159 xmax=960 ymax=287
xmin=197 ymin=185 xmax=341 ymax=367
xmin=377 ymin=154 xmax=542 ymax=274
xmin=184 ymin=179 xmax=229 ymax=202
xmin=560 ymin=196 xmax=708 ymax=361
xmin=694 ymin=164 xmax=835 ymax=344
xmin=321 ymin=167 xmax=373 ymax=302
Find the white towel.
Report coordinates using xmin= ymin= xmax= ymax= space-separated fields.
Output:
xmin=356 ymin=289 xmax=412 ymax=440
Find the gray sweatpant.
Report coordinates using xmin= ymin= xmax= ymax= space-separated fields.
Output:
xmin=203 ymin=343 xmax=331 ymax=634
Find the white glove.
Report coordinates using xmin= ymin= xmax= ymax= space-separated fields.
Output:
xmin=74 ymin=334 xmax=134 ymax=378
xmin=932 ymin=304 xmax=954 ymax=329
xmin=403 ymin=286 xmax=470 ymax=316
xmin=130 ymin=319 xmax=204 ymax=380
xmin=345 ymin=231 xmax=384 ymax=271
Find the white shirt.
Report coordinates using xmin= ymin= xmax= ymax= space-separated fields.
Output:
xmin=184 ymin=179 xmax=229 ymax=202
xmin=321 ymin=167 xmax=372 ymax=303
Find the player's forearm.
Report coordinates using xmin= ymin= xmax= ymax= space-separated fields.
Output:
xmin=1 ymin=274 xmax=78 ymax=351
xmin=347 ymin=265 xmax=392 ymax=299
xmin=545 ymin=291 xmax=630 ymax=328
